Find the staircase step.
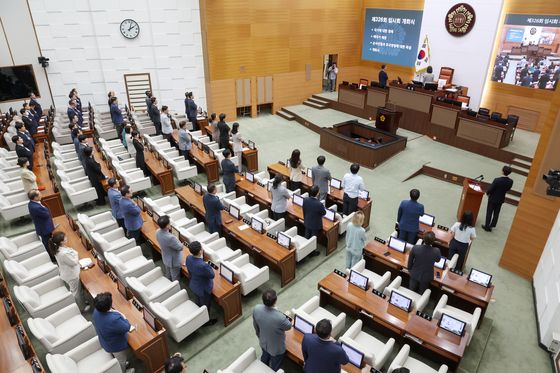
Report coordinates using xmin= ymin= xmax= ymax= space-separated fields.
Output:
xmin=512 ymin=158 xmax=532 ymax=168
xmin=308 ymin=97 xmax=329 ymax=105
xmin=510 ymin=165 xmax=529 ymax=177
xmin=276 ymin=110 xmax=295 ymax=121
xmin=303 ymin=100 xmax=327 ymax=109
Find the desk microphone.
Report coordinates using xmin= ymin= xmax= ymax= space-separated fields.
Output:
xmin=474 ymin=175 xmax=484 ymax=181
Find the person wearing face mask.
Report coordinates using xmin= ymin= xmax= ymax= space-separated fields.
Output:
xmin=156 ymin=215 xmax=184 ymax=282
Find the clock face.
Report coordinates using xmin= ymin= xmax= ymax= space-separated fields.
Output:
xmin=120 ymin=19 xmax=140 ymax=39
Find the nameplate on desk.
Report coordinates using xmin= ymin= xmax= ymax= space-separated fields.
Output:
xmin=333 ymin=269 xmax=347 ymax=278
xmin=416 ymin=310 xmax=432 ymax=321
xmin=108 ymin=271 xmax=117 ymax=282
xmin=132 ymin=298 xmax=144 ymax=311
xmin=437 ymin=224 xmax=449 ymax=231
xmin=266 ymin=232 xmax=276 ymax=239
xmin=374 ymin=236 xmax=387 ymax=245
xmin=372 ymin=289 xmax=386 ymax=298
xmin=243 ymin=218 xmax=251 ymax=225
xmin=208 ymin=261 xmax=219 ymax=270
xmin=449 ymin=268 xmax=463 ymax=276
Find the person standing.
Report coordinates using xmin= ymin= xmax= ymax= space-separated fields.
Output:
xmin=252 ymin=289 xmax=292 ymax=371
xmin=131 ymin=131 xmax=149 ymax=177
xmin=221 ymin=149 xmax=238 ymax=193
xmin=107 ymin=178 xmax=125 ymax=230
xmin=67 ymin=99 xmax=83 ymax=128
xmin=421 ymin=66 xmax=435 ymax=83
xmin=448 ymin=211 xmax=476 ymax=271
xmin=29 ymin=92 xmax=43 ymax=119
xmin=288 ymin=149 xmax=304 ymax=191
xmin=342 ymin=163 xmax=365 ymax=216
xmin=379 ymin=64 xmax=388 ymax=88
xmin=397 ymin=189 xmax=424 ymax=244
xmin=327 ymin=63 xmax=338 ymax=92
xmin=217 ymin=113 xmax=230 ymax=150
xmin=28 ymin=190 xmax=56 ymax=261
xmin=209 ymin=113 xmax=219 ymax=142
xmin=110 ymin=96 xmax=124 ymax=139
xmin=119 ymin=185 xmax=143 ymax=243
xmin=161 ymin=105 xmax=174 ymax=146
xmin=311 ymin=155 xmax=331 ymax=201
xmin=303 ymin=186 xmax=325 ymax=257
xmin=15 ymin=122 xmax=35 ymax=152
xmin=482 ymin=165 xmax=513 ymax=232
xmin=177 ymin=120 xmax=191 ymax=160
xmin=345 ymin=211 xmax=366 ymax=269
xmin=83 ymin=147 xmax=107 ymax=206
xmin=184 ymin=241 xmax=217 ymax=326
xmin=407 ymin=231 xmax=441 ymax=294
xmin=145 ymin=90 xmax=152 ymax=113
xmin=20 ymin=107 xmax=37 ymax=136
xmin=302 ymin=319 xmax=349 ymax=373
xmin=184 ymin=92 xmax=199 ymax=131
xmin=150 ymin=97 xmax=162 ymax=135
xmin=13 ymin=135 xmax=33 ymax=169
xmin=231 ymin=122 xmax=244 ymax=161
xmin=77 ymin=134 xmax=89 ymax=167
xmin=271 ymin=174 xmax=290 ymax=221
xmin=203 ymin=184 xmax=224 ymax=235
xmin=18 ymin=158 xmax=38 ymax=192
xmin=156 ymin=215 xmax=183 ymax=282
xmin=92 ymin=292 xmax=135 ymax=373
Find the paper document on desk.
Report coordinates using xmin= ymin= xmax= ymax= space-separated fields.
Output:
xmin=242 ymin=147 xmax=250 ymax=151
xmin=238 ymin=224 xmax=250 ymax=231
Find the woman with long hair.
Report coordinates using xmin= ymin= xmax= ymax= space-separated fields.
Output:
xmin=209 ymin=112 xmax=219 ymax=142
xmin=345 ymin=211 xmax=366 ymax=269
xmin=231 ymin=122 xmax=243 ymax=162
xmin=448 ymin=211 xmax=476 ymax=271
xmin=271 ymin=174 xmax=290 ymax=220
xmin=288 ymin=149 xmax=304 ymax=191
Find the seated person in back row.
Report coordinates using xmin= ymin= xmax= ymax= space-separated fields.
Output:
xmin=421 ymin=66 xmax=435 ymax=83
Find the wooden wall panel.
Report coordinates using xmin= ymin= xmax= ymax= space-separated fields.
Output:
xmin=272 ymin=70 xmax=323 ymax=114
xmin=209 ymin=79 xmax=237 ymax=120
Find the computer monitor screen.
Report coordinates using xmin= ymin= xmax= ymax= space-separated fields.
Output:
xmin=248 ymin=140 xmax=255 ymax=150
xmin=251 ymin=217 xmax=264 ymax=233
xmin=220 ymin=263 xmax=234 ymax=284
xmin=388 ymin=236 xmax=406 ymax=253
xmin=197 ymin=141 xmax=203 ymax=150
xmin=468 ymin=268 xmax=492 ymax=287
xmin=143 ymin=307 xmax=160 ymax=331
xmin=117 ymin=278 xmax=128 ymax=298
xmin=434 ymin=257 xmax=446 ymax=269
xmin=324 ymin=208 xmax=335 ymax=222
xmin=194 ymin=182 xmax=202 ymax=195
xmin=419 ymin=213 xmax=435 ymax=227
xmin=277 ymin=232 xmax=291 ymax=249
xmin=412 ymin=80 xmax=423 ymax=87
xmin=358 ymin=190 xmax=369 ymax=200
xmin=267 ymin=181 xmax=273 ymax=192
xmin=306 ymin=168 xmax=313 ymax=178
xmin=330 ymin=178 xmax=342 ymax=189
xmin=348 ymin=270 xmax=368 ymax=290
xmin=389 ymin=290 xmax=412 ymax=312
xmin=439 ymin=313 xmax=466 ymax=336
xmin=341 ymin=342 xmax=364 ymax=368
xmin=136 ymin=197 xmax=145 ymax=211
xmin=153 ymin=210 xmax=160 ymax=223
xmin=294 ymin=314 xmax=314 ymax=334
xmin=424 ymin=82 xmax=438 ymax=91
xmin=229 ymin=205 xmax=240 ymax=220
xmin=245 ymin=172 xmax=254 ymax=183
xmin=293 ymin=194 xmax=304 ymax=207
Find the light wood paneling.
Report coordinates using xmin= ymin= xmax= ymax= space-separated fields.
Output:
xmin=209 ymin=79 xmax=237 ymax=120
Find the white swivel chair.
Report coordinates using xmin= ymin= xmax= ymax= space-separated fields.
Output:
xmin=150 ymin=289 xmax=209 ymax=342
xmin=252 ymin=171 xmax=269 ymax=185
xmin=105 ymin=246 xmax=155 ymax=280
xmin=3 ymin=252 xmax=58 ymax=286
xmin=202 ymin=237 xmax=242 ymax=264
xmin=90 ymin=228 xmax=137 ymax=256
xmin=168 ymin=158 xmax=197 ymax=180
xmin=126 ymin=267 xmax=181 ymax=308
xmin=46 ymin=337 xmax=121 ymax=373
xmin=0 ymin=179 xmax=24 ymax=196
xmin=0 ymin=158 xmax=19 ymax=172
xmin=13 ymin=276 xmax=75 ymax=318
xmin=144 ymin=196 xmax=181 ymax=215
xmin=383 ymin=276 xmax=431 ymax=312
xmin=333 ymin=208 xmax=355 ymax=235
xmin=223 ymin=196 xmax=259 ymax=218
xmin=53 ymin=149 xmax=78 ymax=162
xmin=388 ymin=344 xmax=448 ymax=373
xmin=432 ymin=294 xmax=481 ymax=345
xmin=168 ymin=209 xmax=197 ymax=231
xmin=222 ymin=254 xmax=269 ymax=296
xmin=389 ymin=231 xmax=421 ymax=251
xmin=0 ymin=168 xmax=21 ymax=183
xmin=0 ymin=192 xmax=30 ymax=221
xmin=346 ymin=259 xmax=391 ymax=292
xmin=116 ymin=167 xmax=152 ymax=193
xmin=78 ymin=212 xmax=118 ymax=236
xmin=217 ymin=347 xmax=284 ymax=373
xmin=27 ymin=303 xmax=97 ymax=355
xmin=54 ymin=159 xmax=83 ymax=173
xmin=181 ymin=223 xmax=219 ymax=245
xmin=57 ymin=169 xmax=90 ymax=184
xmin=281 ymin=226 xmax=317 ymax=262
xmin=290 ymin=295 xmax=346 ymax=338
xmin=51 ymin=142 xmax=76 ymax=154
xmin=61 ymin=181 xmax=98 ymax=207
xmin=0 ymin=231 xmax=44 ymax=261
xmin=339 ymin=320 xmax=395 ymax=370
xmin=246 ymin=210 xmax=286 ymax=235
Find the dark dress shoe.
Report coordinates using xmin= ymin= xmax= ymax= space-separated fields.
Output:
xmin=202 ymin=319 xmax=218 ymax=327
xmin=481 ymin=225 xmax=492 ymax=232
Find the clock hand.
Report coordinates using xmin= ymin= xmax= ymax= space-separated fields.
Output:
xmin=129 ymin=24 xmax=133 ymax=31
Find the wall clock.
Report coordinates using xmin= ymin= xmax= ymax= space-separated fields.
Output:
xmin=120 ymin=19 xmax=140 ymax=39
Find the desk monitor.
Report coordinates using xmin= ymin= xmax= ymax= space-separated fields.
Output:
xmin=389 ymin=290 xmax=412 ymax=312
xmin=388 ymin=236 xmax=406 ymax=253
xmin=248 ymin=140 xmax=256 ymax=150
xmin=208 ymin=149 xmax=215 ymax=159
xmin=136 ymin=197 xmax=145 ymax=211
xmin=293 ymin=194 xmax=304 ymax=207
xmin=251 ymin=217 xmax=264 ymax=233
xmin=153 ymin=210 xmax=161 ymax=223
xmin=419 ymin=213 xmax=435 ymax=227
xmin=194 ymin=182 xmax=203 ymax=195
xmin=358 ymin=190 xmax=369 ymax=200
xmin=412 ymin=80 xmax=423 ymax=87
xmin=220 ymin=263 xmax=234 ymax=284
xmin=294 ymin=314 xmax=314 ymax=334
xmin=116 ymin=278 xmax=129 ymax=299
xmin=202 ymin=144 xmax=210 ymax=154
xmin=438 ymin=313 xmax=466 ymax=337
xmin=143 ymin=307 xmax=161 ymax=332
xmin=306 ymin=168 xmax=313 ymax=178
xmin=324 ymin=208 xmax=336 ymax=222
xmin=341 ymin=342 xmax=364 ymax=368
xmin=197 ymin=141 xmax=203 ymax=150
xmin=434 ymin=257 xmax=447 ymax=269
xmin=229 ymin=205 xmax=240 ymax=220
xmin=348 ymin=270 xmax=369 ymax=290
xmin=468 ymin=268 xmax=492 ymax=288
xmin=330 ymin=178 xmax=342 ymax=190
xmin=277 ymin=232 xmax=291 ymax=249
xmin=245 ymin=171 xmax=255 ymax=183
xmin=424 ymin=82 xmax=438 ymax=91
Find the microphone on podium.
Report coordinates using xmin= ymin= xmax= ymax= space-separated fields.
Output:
xmin=473 ymin=175 xmax=484 ymax=182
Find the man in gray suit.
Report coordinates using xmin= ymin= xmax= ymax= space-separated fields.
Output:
xmin=311 ymin=155 xmax=331 ymax=201
xmin=156 ymin=215 xmax=183 ymax=281
xmin=253 ymin=289 xmax=292 ymax=371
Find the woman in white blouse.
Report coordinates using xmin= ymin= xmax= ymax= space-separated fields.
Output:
xmin=448 ymin=211 xmax=476 ymax=271
xmin=50 ymin=231 xmax=89 ymax=312
xmin=231 ymin=122 xmax=243 ymax=162
xmin=18 ymin=157 xmax=38 ymax=192
xmin=288 ymin=149 xmax=304 ymax=191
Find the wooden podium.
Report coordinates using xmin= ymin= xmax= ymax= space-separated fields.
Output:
xmin=375 ymin=107 xmax=402 ymax=134
xmin=457 ymin=178 xmax=485 ymax=224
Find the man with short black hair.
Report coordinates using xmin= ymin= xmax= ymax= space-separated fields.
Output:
xmin=77 ymin=134 xmax=88 ymax=166
xmin=13 ymin=135 xmax=33 ymax=169
xmin=203 ymin=184 xmax=224 ymax=235
xmin=110 ymin=96 xmax=124 ymax=139
xmin=302 ymin=319 xmax=349 ymax=373
xmin=311 ymin=155 xmax=331 ymax=201
xmin=28 ymin=190 xmax=55 ymax=260
xmin=482 ymin=165 xmax=514 ymax=232
xmin=119 ymin=185 xmax=143 ymax=242
xmin=83 ymin=147 xmax=107 ymax=205
xmin=303 ymin=185 xmax=326 ymax=257
xmin=342 ymin=163 xmax=365 ymax=215
xmin=145 ymin=90 xmax=152 ymax=113
xmin=407 ymin=231 xmax=441 ymax=294
xmin=149 ymin=97 xmax=162 ymax=135
xmin=107 ymin=178 xmax=125 ymax=230
xmin=379 ymin=64 xmax=388 ymax=88
xmin=221 ymin=149 xmax=238 ymax=193
xmin=253 ymin=289 xmax=292 ymax=371
xmin=164 ymin=353 xmax=185 ymax=373
xmin=185 ymin=241 xmax=217 ymax=326
xmin=15 ymin=122 xmax=34 ymax=152
xmin=156 ymin=215 xmax=183 ymax=281
xmin=217 ymin=113 xmax=230 ymax=149
xmin=397 ymin=188 xmax=425 ymax=244
xmin=67 ymin=99 xmax=83 ymax=128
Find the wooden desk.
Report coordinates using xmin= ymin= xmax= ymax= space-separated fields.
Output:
xmin=139 ymin=210 xmax=243 ymax=326
xmin=144 ymin=150 xmax=174 ymax=195
xmin=202 ymin=124 xmax=259 ymax=172
xmin=175 ymin=186 xmax=297 ymax=286
xmin=387 ymin=84 xmax=437 ymax=134
xmin=54 ymin=215 xmax=169 ymax=373
xmin=33 ymin=141 xmax=65 ymax=217
xmin=456 ymin=115 xmax=512 ymax=149
xmin=419 ymin=223 xmax=453 ymax=252
xmin=172 ymin=130 xmax=219 ymax=183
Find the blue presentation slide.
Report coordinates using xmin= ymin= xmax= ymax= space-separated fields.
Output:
xmin=361 ymin=8 xmax=424 ymax=67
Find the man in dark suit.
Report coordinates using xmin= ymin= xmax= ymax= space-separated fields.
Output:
xmin=379 ymin=64 xmax=388 ymax=88
xmin=20 ymin=108 xmax=37 ymax=136
xmin=407 ymin=231 xmax=441 ymax=294
xmin=28 ymin=190 xmax=56 ymax=261
xmin=77 ymin=134 xmax=89 ymax=167
xmin=303 ymin=186 xmax=326 ymax=257
xmin=302 ymin=319 xmax=349 ymax=373
xmin=184 ymin=241 xmax=217 ymax=326
xmin=149 ymin=97 xmax=162 ymax=135
xmin=67 ymin=99 xmax=83 ymax=128
xmin=13 ymin=135 xmax=33 ymax=169
xmin=119 ymin=185 xmax=143 ymax=243
xmin=397 ymin=189 xmax=425 ymax=244
xmin=221 ymin=149 xmax=238 ymax=193
xmin=28 ymin=101 xmax=41 ymax=124
xmin=145 ymin=90 xmax=152 ymax=114
xmin=83 ymin=147 xmax=107 ymax=205
xmin=217 ymin=113 xmax=230 ymax=150
xmin=29 ymin=93 xmax=43 ymax=119
xmin=482 ymin=165 xmax=514 ymax=232
xmin=184 ymin=91 xmax=198 ymax=131
xmin=15 ymin=122 xmax=35 ymax=152
xmin=203 ymin=184 xmax=224 ymax=235
xmin=110 ymin=97 xmax=124 ymax=139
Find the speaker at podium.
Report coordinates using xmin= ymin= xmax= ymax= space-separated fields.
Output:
xmin=375 ymin=106 xmax=402 ymax=134
xmin=458 ymin=178 xmax=485 ymax=224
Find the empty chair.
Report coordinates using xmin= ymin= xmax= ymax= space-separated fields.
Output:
xmin=0 ymin=192 xmax=30 ymax=221
xmin=330 ymin=205 xmax=354 ymax=235
xmin=222 ymin=254 xmax=269 ymax=296
xmin=144 ymin=196 xmax=181 ymax=215
xmin=90 ymin=228 xmax=137 ymax=256
xmin=57 ymin=169 xmax=90 ymax=184
xmin=0 ymin=168 xmax=23 ymax=183
xmin=339 ymin=320 xmax=395 ymax=370
xmin=0 ymin=231 xmax=44 ymax=261
xmin=105 ymin=246 xmax=155 ymax=280
xmin=223 ymin=196 xmax=259 ymax=218
xmin=291 ymin=295 xmax=346 ymax=338
xmin=217 ymin=347 xmax=284 ymax=373
xmin=3 ymin=252 xmax=59 ymax=286
xmin=46 ymin=337 xmax=121 ymax=373
xmin=150 ymin=289 xmax=209 ymax=342
xmin=181 ymin=222 xmax=219 ymax=244
xmin=78 ymin=212 xmax=118 ymax=236
xmin=281 ymin=226 xmax=317 ymax=262
xmin=383 ymin=276 xmax=431 ymax=312
xmin=53 ymin=149 xmax=79 ymax=162
xmin=201 ymin=183 xmax=235 ymax=201
xmin=28 ymin=303 xmax=97 ymax=354
xmin=168 ymin=209 xmax=197 ymax=231
xmin=52 ymin=142 xmax=76 ymax=154
xmin=126 ymin=267 xmax=181 ymax=308
xmin=388 ymin=344 xmax=448 ymax=373
xmin=0 ymin=157 xmax=19 ymax=172
xmin=54 ymin=158 xmax=83 ymax=173
xmin=346 ymin=259 xmax=391 ymax=292
xmin=247 ymin=210 xmax=286 ymax=235
xmin=116 ymin=166 xmax=152 ymax=193
xmin=0 ymin=179 xmax=24 ymax=196
xmin=13 ymin=276 xmax=75 ymax=318
xmin=432 ymin=294 xmax=481 ymax=345
xmin=61 ymin=181 xmax=98 ymax=207
xmin=168 ymin=157 xmax=197 ymax=180
xmin=202 ymin=237 xmax=242 ymax=264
